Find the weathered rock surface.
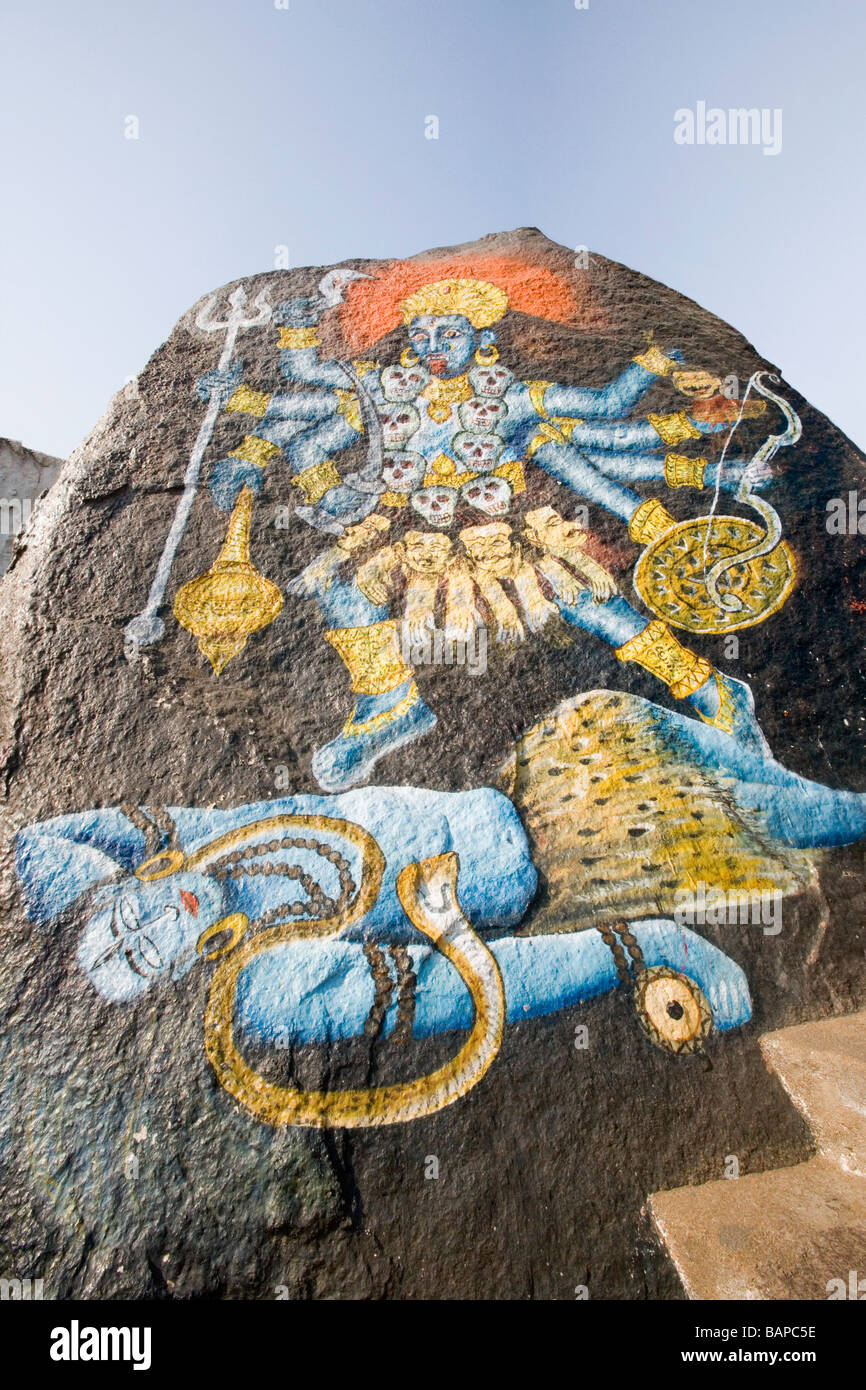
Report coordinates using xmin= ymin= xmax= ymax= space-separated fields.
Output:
xmin=2 ymin=229 xmax=866 ymax=1300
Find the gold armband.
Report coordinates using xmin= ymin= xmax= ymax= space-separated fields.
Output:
xmin=616 ymin=620 xmax=712 ymax=700
xmin=225 ymin=385 xmax=271 ymax=418
xmin=524 ymin=382 xmax=583 ymax=457
xmin=647 ymin=411 xmax=702 ymax=447
xmin=526 ymin=419 xmax=581 ymax=457
xmin=278 ymin=326 xmax=321 ymax=350
xmin=325 ymin=620 xmax=413 ymax=695
xmin=290 ymin=459 xmax=342 ymax=505
xmin=231 ymin=435 xmax=280 ymax=468
xmin=664 ymin=453 xmax=707 ymax=489
xmin=632 ymin=345 xmax=680 ymax=376
xmin=627 ymin=498 xmax=676 ymax=546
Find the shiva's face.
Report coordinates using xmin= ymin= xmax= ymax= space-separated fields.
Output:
xmin=406 ymin=314 xmax=494 ymax=378
xmin=77 ymin=872 xmax=223 ymax=1003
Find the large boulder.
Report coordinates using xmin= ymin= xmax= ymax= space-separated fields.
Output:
xmin=1 ymin=228 xmax=865 ymax=1299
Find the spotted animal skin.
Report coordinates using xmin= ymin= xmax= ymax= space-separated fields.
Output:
xmin=498 ymin=690 xmax=823 ymax=935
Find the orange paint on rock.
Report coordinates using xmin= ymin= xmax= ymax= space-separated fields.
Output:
xmin=338 ymin=255 xmax=605 ymax=353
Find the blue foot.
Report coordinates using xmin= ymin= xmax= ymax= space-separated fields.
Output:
xmin=630 ymin=921 xmax=752 ymax=1032
xmin=312 ymin=683 xmax=437 ymax=792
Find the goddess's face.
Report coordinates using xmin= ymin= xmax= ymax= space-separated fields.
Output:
xmin=406 ymin=315 xmax=479 ymax=378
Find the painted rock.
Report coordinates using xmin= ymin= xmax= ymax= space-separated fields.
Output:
xmin=1 ymin=229 xmax=865 ymax=1299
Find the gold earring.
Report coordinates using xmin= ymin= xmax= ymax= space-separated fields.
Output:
xmin=401 ymin=348 xmax=420 ymax=367
xmin=474 ymin=344 xmax=499 ymax=365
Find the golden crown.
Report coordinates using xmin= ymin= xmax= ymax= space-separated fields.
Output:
xmin=399 ymin=278 xmax=508 ymax=329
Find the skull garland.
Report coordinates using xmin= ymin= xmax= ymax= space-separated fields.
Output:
xmin=411 ymin=485 xmax=459 ymax=529
xmin=381 ymin=450 xmax=427 ymax=494
xmin=377 ymin=402 xmax=421 ymax=450
xmin=380 ymin=363 xmax=431 ymax=402
xmin=458 ymin=397 xmax=509 ymax=433
xmin=468 ymin=363 xmax=515 ymax=398
xmin=460 ymin=475 xmax=513 ymax=518
xmin=451 ymin=431 xmax=505 ymax=473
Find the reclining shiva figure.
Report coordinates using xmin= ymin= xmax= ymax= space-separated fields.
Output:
xmin=15 ymin=690 xmax=866 ymax=1130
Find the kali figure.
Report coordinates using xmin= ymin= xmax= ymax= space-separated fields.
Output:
xmin=198 ymin=270 xmax=775 ymax=793
xmin=16 ymin=688 xmax=866 ymax=1129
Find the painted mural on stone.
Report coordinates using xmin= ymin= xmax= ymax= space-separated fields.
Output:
xmin=14 ymin=252 xmax=866 ymax=1132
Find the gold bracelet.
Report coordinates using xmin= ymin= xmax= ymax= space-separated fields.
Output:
xmin=647 ymin=411 xmax=702 ymax=447
xmin=278 ymin=326 xmax=321 ymax=350
xmin=225 ymin=385 xmax=271 ymax=419
xmin=231 ymin=435 xmax=280 ymax=468
xmin=632 ymin=345 xmax=679 ymax=376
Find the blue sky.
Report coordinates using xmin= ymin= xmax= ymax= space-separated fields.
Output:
xmin=2 ymin=0 xmax=865 ymax=456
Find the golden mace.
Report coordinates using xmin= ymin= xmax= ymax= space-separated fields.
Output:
xmin=173 ymin=486 xmax=283 ymax=675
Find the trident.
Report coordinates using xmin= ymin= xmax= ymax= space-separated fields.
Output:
xmin=124 ymin=286 xmax=272 ymax=656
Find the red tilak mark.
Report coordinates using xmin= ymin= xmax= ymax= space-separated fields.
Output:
xmin=180 ymin=890 xmax=199 ymax=917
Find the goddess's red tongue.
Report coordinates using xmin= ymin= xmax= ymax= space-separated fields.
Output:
xmin=429 ymin=355 xmax=446 ymax=376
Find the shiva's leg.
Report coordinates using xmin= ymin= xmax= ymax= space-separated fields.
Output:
xmin=554 ymin=589 xmax=770 ymax=756
xmin=235 ymin=919 xmax=751 ymax=1047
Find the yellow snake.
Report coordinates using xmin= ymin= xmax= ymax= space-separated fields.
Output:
xmin=161 ymin=815 xmax=505 ymax=1128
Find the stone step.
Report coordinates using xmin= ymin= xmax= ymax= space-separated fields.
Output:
xmin=649 ymin=1156 xmax=866 ymax=1300
xmin=649 ymin=1005 xmax=866 ymax=1298
xmin=760 ymin=1009 xmax=866 ymax=1176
